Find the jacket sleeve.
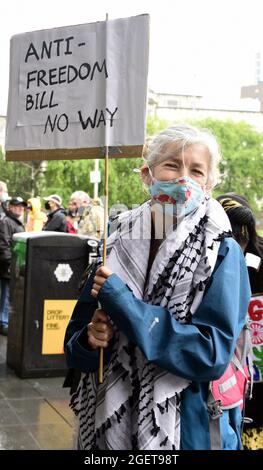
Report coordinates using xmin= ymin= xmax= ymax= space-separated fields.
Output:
xmin=56 ymin=214 xmax=68 ymax=233
xmin=0 ymin=218 xmax=12 ymax=261
xmin=44 ymin=212 xmax=68 ymax=232
xmin=98 ymin=238 xmax=251 ymax=382
xmin=64 ymin=264 xmax=112 ymax=373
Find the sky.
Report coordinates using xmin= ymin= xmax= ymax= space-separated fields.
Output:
xmin=1 ymin=0 xmax=263 ymax=115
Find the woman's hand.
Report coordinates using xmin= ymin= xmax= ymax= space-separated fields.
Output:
xmin=91 ymin=265 xmax=112 ymax=298
xmin=87 ymin=308 xmax=114 ymax=349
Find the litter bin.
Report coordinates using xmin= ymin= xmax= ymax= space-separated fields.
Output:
xmin=6 ymin=232 xmax=99 ymax=378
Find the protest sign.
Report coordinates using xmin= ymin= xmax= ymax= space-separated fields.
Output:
xmin=6 ymin=14 xmax=149 ymax=161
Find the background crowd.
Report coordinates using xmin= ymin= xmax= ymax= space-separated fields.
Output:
xmin=0 ymin=182 xmax=104 ymax=336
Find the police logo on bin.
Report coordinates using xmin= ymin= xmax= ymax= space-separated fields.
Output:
xmin=54 ymin=263 xmax=73 ymax=282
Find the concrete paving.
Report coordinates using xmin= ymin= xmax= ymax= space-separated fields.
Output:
xmin=0 ymin=335 xmax=77 ymax=450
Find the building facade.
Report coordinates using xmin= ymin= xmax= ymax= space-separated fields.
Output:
xmin=148 ymin=90 xmax=263 ymax=133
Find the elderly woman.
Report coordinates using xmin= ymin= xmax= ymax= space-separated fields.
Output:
xmin=64 ymin=124 xmax=250 ymax=450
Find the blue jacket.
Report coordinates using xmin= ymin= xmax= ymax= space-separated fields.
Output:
xmin=64 ymin=237 xmax=251 ymax=449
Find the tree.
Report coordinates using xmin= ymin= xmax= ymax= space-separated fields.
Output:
xmin=4 ymin=116 xmax=261 ymax=215
xmin=44 ymin=159 xmax=94 ymax=205
xmin=147 ymin=115 xmax=168 ymax=136
xmin=0 ymin=116 xmax=168 ymax=209
xmin=191 ymin=119 xmax=263 ymax=214
xmin=0 ymin=149 xmax=47 ymax=200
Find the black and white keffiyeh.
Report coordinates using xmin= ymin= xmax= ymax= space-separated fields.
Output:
xmin=70 ymin=197 xmax=231 ymax=450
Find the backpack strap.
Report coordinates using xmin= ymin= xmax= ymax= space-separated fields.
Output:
xmin=207 ymin=387 xmax=223 ymax=449
xmin=232 ymin=353 xmax=253 ymax=400
xmin=208 ymin=418 xmax=222 ymax=450
xmin=232 ymin=316 xmax=254 ymax=400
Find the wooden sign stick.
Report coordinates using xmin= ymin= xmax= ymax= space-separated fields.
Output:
xmin=99 ymin=13 xmax=109 ymax=384
xmin=98 ymin=143 xmax=109 ymax=384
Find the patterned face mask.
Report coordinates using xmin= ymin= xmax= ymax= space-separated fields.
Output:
xmin=149 ymin=173 xmax=206 ymax=216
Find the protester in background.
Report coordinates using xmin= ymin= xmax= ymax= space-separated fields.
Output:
xmin=68 ymin=191 xmax=90 ymax=219
xmin=65 ymin=210 xmax=78 ymax=234
xmin=68 ymin=191 xmax=104 ymax=239
xmin=42 ymin=194 xmax=68 ymax=233
xmin=26 ymin=197 xmax=47 ymax=231
xmin=0 ymin=197 xmax=26 ymax=335
xmin=0 ymin=181 xmax=9 ymax=220
xmin=0 ymin=182 xmax=9 ymax=335
xmin=217 ymin=192 xmax=263 ymax=450
xmin=78 ymin=197 xmax=104 ymax=240
xmin=65 ymin=124 xmax=250 ymax=450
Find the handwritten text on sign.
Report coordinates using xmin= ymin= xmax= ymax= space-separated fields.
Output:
xmin=20 ymin=34 xmax=117 ymax=133
xmin=6 ymin=15 xmax=149 ymax=152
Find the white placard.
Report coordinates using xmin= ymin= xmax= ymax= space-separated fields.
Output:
xmin=5 ymin=15 xmax=149 ymax=160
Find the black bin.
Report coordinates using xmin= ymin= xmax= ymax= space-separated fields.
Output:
xmin=7 ymin=232 xmax=99 ymax=378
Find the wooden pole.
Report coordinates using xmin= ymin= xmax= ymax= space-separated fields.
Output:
xmin=99 ymin=13 xmax=109 ymax=384
xmin=98 ymin=145 xmax=109 ymax=384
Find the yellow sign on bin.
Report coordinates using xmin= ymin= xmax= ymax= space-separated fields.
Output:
xmin=42 ymin=299 xmax=77 ymax=355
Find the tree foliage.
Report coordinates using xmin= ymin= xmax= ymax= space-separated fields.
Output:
xmin=1 ymin=117 xmax=262 ymax=214
xmin=0 ymin=154 xmax=47 ymax=199
xmin=0 ymin=116 xmax=168 ymax=208
xmin=191 ymin=119 xmax=263 ymax=213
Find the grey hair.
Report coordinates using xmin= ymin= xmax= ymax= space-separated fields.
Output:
xmin=144 ymin=124 xmax=221 ymax=187
xmin=70 ymin=190 xmax=90 ymax=204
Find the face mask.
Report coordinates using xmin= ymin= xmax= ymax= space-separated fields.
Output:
xmin=45 ymin=201 xmax=50 ymax=210
xmin=149 ymin=173 xmax=206 ymax=216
